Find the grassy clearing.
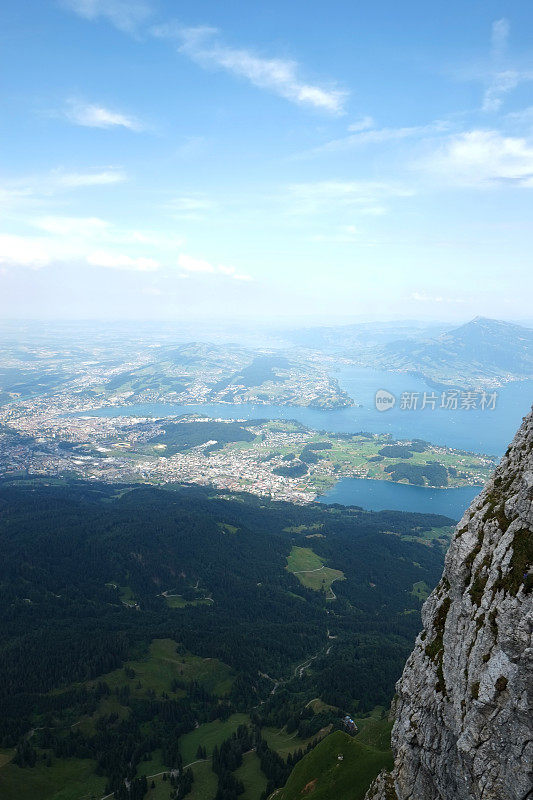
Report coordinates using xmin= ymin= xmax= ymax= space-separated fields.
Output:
xmin=354 ymin=709 xmax=393 ymax=752
xmin=282 ymin=523 xmax=323 ymax=534
xmin=145 ymin=774 xmax=174 ymax=800
xmin=234 ymin=751 xmax=267 ymax=800
xmin=305 ymin=698 xmax=338 ymax=714
xmin=400 ymin=525 xmax=454 ymax=547
xmin=286 ymin=547 xmax=323 ymax=572
xmin=77 ymin=695 xmax=130 ymax=736
xmin=106 ymin=583 xmax=137 ymax=604
xmin=0 ymin=756 xmax=106 ymax=800
xmin=85 ymin=638 xmax=233 ymax=698
xmin=278 ymin=730 xmax=393 ymax=800
xmin=262 ymin=727 xmax=322 ymax=761
xmin=286 ymin=547 xmax=345 ymax=597
xmin=0 ymin=749 xmax=14 ymax=769
xmin=183 ymin=760 xmax=218 ymax=800
xmin=163 ymin=594 xmax=213 ymax=609
xmin=217 ymin=523 xmax=238 ymax=534
xmin=137 ymin=749 xmax=167 ymax=777
xmin=411 ymin=581 xmax=430 ymax=601
xmin=104 ymin=751 xmax=169 ymax=800
xmin=179 ymin=714 xmax=250 ymax=764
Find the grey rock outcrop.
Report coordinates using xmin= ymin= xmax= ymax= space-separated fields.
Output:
xmin=366 ymin=408 xmax=533 ymax=800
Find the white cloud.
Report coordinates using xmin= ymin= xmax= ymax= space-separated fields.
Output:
xmin=491 ymin=18 xmax=510 ymax=60
xmin=87 ymin=250 xmax=159 ymax=271
xmin=411 ymin=292 xmax=466 ymax=304
xmin=33 ymin=216 xmax=110 ymax=236
xmin=178 ymin=253 xmax=215 ymax=273
xmin=0 ymin=171 xmax=126 ymax=216
xmin=0 ymin=215 xmax=166 ymax=271
xmin=310 ymin=224 xmax=360 ymax=243
xmin=506 ymin=105 xmax=533 ymax=124
xmin=64 ymin=101 xmax=143 ymax=131
xmin=348 ymin=116 xmax=375 ymax=132
xmin=305 ymin=119 xmax=450 ymax=156
xmin=481 ymin=19 xmax=533 ymax=112
xmin=0 ymin=170 xmax=126 ymax=217
xmin=420 ymin=130 xmax=533 ymax=187
xmin=359 ymin=206 xmax=387 ymax=216
xmin=0 ymin=231 xmax=161 ymax=272
xmin=0 ymin=187 xmax=34 ymax=210
xmin=154 ymin=24 xmax=347 ymax=114
xmin=61 ymin=0 xmax=152 ymax=34
xmin=287 ymin=180 xmax=414 ymax=214
xmin=177 ymin=252 xmax=252 ymax=281
xmin=55 ymin=169 xmax=126 ymax=187
xmin=0 ymin=234 xmax=52 ymax=268
xmin=166 ymin=195 xmax=216 ymax=220
xmin=170 ymin=196 xmax=215 ymax=213
xmin=482 ymin=70 xmax=522 ymax=112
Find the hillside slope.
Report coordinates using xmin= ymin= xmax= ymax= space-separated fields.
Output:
xmin=365 ymin=317 xmax=533 ymax=386
xmin=365 ymin=407 xmax=533 ymax=800
xmin=279 ymin=730 xmax=392 ymax=800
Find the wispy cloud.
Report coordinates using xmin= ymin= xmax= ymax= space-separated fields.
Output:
xmin=482 ymin=70 xmax=524 ymax=113
xmin=64 ymin=100 xmax=144 ymax=131
xmin=0 ymin=215 xmax=172 ymax=271
xmin=61 ymin=4 xmax=347 ymax=113
xmin=61 ymin=0 xmax=152 ymax=34
xmin=53 ymin=169 xmax=127 ymax=187
xmin=0 ymin=234 xmax=53 ymax=268
xmin=166 ymin=195 xmax=217 ymax=221
xmin=286 ymin=180 xmax=414 ymax=214
xmin=348 ymin=116 xmax=375 ymax=132
xmin=0 ymin=170 xmax=127 ymax=219
xmin=482 ymin=19 xmax=533 ymax=112
xmin=169 ymin=196 xmax=215 ymax=213
xmin=87 ymin=250 xmax=159 ymax=271
xmin=0 ymin=232 xmax=158 ymax=272
xmin=33 ymin=216 xmax=111 ymax=236
xmin=309 ymin=224 xmax=361 ymax=243
xmin=153 ymin=24 xmax=347 ymax=114
xmin=418 ymin=130 xmax=533 ymax=187
xmin=411 ymin=291 xmax=466 ymax=304
xmin=505 ymin=105 xmax=533 ymax=126
xmin=301 ymin=119 xmax=450 ymax=157
xmin=1 ymin=169 xmax=126 ymax=205
xmin=178 ymin=253 xmax=252 ymax=281
xmin=491 ymin=18 xmax=510 ymax=61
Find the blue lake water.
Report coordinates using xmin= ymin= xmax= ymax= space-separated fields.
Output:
xmin=320 ymin=478 xmax=480 ymax=520
xmin=83 ymin=366 xmax=532 ymax=518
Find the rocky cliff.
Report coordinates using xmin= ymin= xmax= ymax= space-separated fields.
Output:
xmin=366 ymin=409 xmax=533 ymax=800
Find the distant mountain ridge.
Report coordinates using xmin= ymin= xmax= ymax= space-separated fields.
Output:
xmin=288 ymin=320 xmax=451 ymax=352
xmin=365 ymin=317 xmax=533 ymax=386
xmin=290 ymin=317 xmax=533 ymax=387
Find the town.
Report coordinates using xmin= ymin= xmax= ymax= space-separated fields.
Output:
xmin=0 ymin=394 xmax=496 ymax=503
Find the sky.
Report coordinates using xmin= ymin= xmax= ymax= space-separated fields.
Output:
xmin=1 ymin=0 xmax=532 ymax=324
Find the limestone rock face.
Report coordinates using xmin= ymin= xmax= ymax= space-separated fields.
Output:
xmin=366 ymin=408 xmax=533 ymax=800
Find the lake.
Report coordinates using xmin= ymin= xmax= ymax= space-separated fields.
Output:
xmin=82 ymin=366 xmax=532 ymax=518
xmin=320 ymin=477 xmax=480 ymax=519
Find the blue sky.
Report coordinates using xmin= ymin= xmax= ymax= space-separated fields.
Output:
xmin=1 ymin=0 xmax=532 ymax=323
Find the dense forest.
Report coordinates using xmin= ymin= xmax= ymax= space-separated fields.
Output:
xmin=0 ymin=477 xmax=450 ymax=798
